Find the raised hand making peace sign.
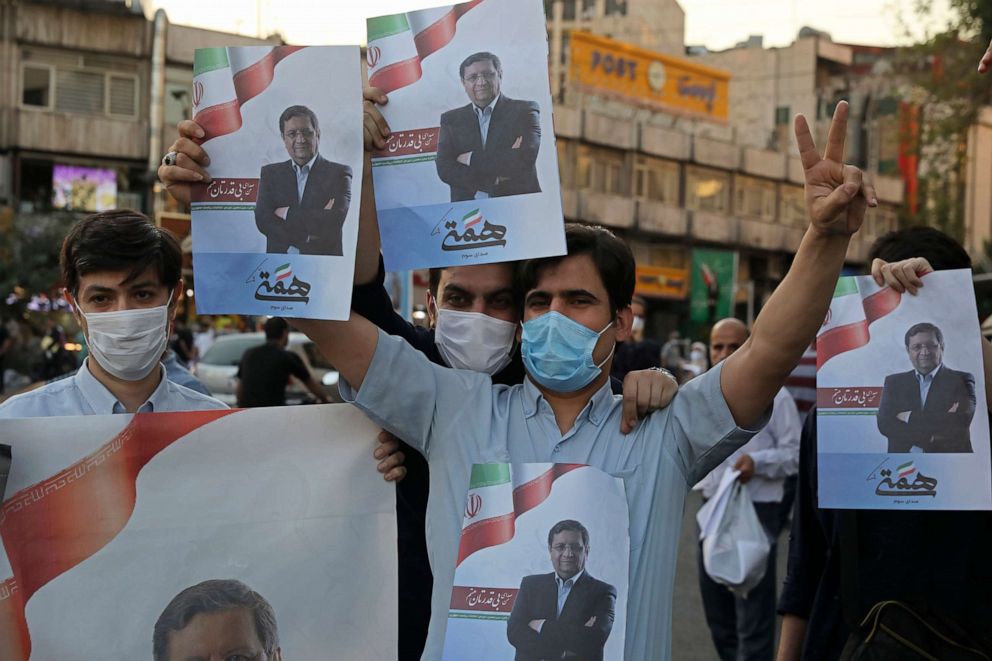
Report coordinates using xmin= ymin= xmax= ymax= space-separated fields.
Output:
xmin=794 ymin=100 xmax=877 ymax=236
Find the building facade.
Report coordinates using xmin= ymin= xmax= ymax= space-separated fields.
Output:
xmin=544 ymin=0 xmax=904 ymax=337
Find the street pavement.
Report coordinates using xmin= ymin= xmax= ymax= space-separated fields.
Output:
xmin=671 ymin=490 xmax=791 ymax=660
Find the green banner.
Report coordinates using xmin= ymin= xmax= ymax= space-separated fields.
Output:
xmin=689 ymin=248 xmax=737 ymax=326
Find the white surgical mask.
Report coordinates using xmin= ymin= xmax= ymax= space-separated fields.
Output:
xmin=434 ymin=308 xmax=516 ymax=375
xmin=631 ymin=316 xmax=645 ymax=333
xmin=80 ymin=295 xmax=172 ymax=381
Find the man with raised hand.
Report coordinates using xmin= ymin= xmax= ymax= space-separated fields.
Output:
xmin=159 ymin=91 xmax=677 ymax=661
xmin=288 ymin=102 xmax=875 ymax=659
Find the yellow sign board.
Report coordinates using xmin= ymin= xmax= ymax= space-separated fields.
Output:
xmin=569 ymin=31 xmax=730 ymax=122
xmin=635 ymin=265 xmax=688 ymax=300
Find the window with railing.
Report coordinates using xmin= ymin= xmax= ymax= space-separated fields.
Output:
xmin=576 ymin=144 xmax=628 ymax=195
xmin=20 ymin=51 xmax=139 ymax=119
xmin=685 ymin=166 xmax=730 ymax=214
xmin=634 ymin=156 xmax=680 ymax=205
xmin=734 ymin=175 xmax=777 ymax=221
xmin=779 ymin=184 xmax=807 ymax=227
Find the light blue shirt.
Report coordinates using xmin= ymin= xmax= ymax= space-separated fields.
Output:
xmin=341 ymin=330 xmax=766 ymax=661
xmin=0 ymin=359 xmax=228 ymax=418
xmin=916 ymin=364 xmax=941 ymax=408
xmin=292 ymin=154 xmax=317 ymax=202
xmin=556 ymin=569 xmax=583 ymax=616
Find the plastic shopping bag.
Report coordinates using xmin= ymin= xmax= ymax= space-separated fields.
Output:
xmin=697 ymin=467 xmax=770 ymax=597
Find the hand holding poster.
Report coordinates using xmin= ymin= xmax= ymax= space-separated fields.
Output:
xmin=443 ymin=463 xmax=628 ymax=660
xmin=190 ymin=46 xmax=363 ymax=320
xmin=366 ymin=0 xmax=566 ymax=271
xmin=0 ymin=405 xmax=396 ymax=659
xmin=816 ymin=270 xmax=991 ymax=509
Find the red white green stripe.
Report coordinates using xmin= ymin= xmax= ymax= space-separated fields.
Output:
xmin=816 ymin=277 xmax=902 ymax=370
xmin=462 ymin=208 xmax=482 ymax=229
xmin=366 ymin=0 xmax=484 ymax=93
xmin=897 ymin=461 xmax=916 ymax=478
xmin=192 ymin=46 xmax=305 ymax=142
xmin=456 ymin=463 xmax=583 ymax=566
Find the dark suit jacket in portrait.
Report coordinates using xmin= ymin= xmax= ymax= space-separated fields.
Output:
xmin=436 ymin=95 xmax=541 ymax=202
xmin=876 ymin=366 xmax=977 ymax=453
xmin=254 ymin=154 xmax=352 ymax=255
xmin=506 ymin=571 xmax=616 ymax=661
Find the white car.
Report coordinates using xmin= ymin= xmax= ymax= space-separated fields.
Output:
xmin=193 ymin=332 xmax=341 ymax=406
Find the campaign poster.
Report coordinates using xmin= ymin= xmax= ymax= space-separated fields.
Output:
xmin=0 ymin=405 xmax=396 ymax=660
xmin=816 ymin=269 xmax=992 ymax=510
xmin=366 ymin=0 xmax=566 ymax=272
xmin=190 ymin=46 xmax=363 ymax=320
xmin=443 ymin=464 xmax=629 ymax=660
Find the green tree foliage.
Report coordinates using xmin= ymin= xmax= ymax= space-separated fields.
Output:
xmin=904 ymin=0 xmax=992 ymax=241
xmin=0 ymin=212 xmax=77 ymax=316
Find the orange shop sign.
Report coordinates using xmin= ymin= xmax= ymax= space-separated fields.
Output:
xmin=569 ymin=31 xmax=730 ymax=122
xmin=635 ymin=265 xmax=688 ymax=299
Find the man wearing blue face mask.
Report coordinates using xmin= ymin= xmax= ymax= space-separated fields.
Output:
xmin=0 ymin=210 xmax=229 ymax=418
xmin=291 ymin=101 xmax=876 ymax=660
xmin=159 ymin=90 xmax=679 ymax=660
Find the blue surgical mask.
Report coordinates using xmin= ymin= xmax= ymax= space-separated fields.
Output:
xmin=520 ymin=311 xmax=614 ymax=393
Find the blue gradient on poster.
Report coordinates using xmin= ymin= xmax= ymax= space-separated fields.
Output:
xmin=192 ymin=252 xmax=340 ymax=318
xmin=377 ymin=198 xmax=566 ymax=272
xmin=818 ymin=452 xmax=990 ymax=510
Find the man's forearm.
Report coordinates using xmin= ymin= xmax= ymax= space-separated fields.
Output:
xmin=292 ymin=314 xmax=378 ymax=391
xmin=354 ymin=153 xmax=382 ymax=285
xmin=776 ymin=614 xmax=807 ymax=661
xmin=723 ymin=230 xmax=851 ymax=426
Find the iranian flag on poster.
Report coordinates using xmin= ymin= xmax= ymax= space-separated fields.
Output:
xmin=816 ymin=276 xmax=902 ymax=370
xmin=192 ymin=46 xmax=305 ymax=142
xmin=0 ymin=406 xmax=396 ymax=660
xmin=443 ymin=463 xmax=629 ymax=661
xmin=366 ymin=1 xmax=483 ymax=94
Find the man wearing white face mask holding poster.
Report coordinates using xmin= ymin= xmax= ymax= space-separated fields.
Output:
xmin=0 ymin=210 xmax=228 ymax=417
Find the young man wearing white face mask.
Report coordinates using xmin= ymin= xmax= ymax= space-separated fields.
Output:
xmin=0 ymin=210 xmax=229 ymax=418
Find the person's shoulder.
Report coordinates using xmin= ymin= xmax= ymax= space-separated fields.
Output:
xmin=943 ymin=366 xmax=975 ymax=380
xmin=314 ymin=155 xmax=352 ymax=177
xmin=499 ymin=95 xmax=539 ymax=112
xmin=440 ymin=103 xmax=474 ymax=122
xmin=165 ymin=380 xmax=229 ymax=410
xmin=259 ymin=160 xmax=291 ymax=175
xmin=0 ymin=378 xmax=79 ymax=418
xmin=520 ymin=572 xmax=554 ymax=587
xmin=580 ymin=571 xmax=615 ymax=591
xmin=884 ymin=369 xmax=914 ymax=383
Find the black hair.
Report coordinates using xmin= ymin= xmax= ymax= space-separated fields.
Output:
xmin=153 ymin=579 xmax=279 ymax=661
xmin=459 ymin=52 xmax=502 ymax=79
xmin=868 ymin=226 xmax=971 ymax=271
xmin=904 ymin=322 xmax=944 ymax=348
xmin=515 ymin=223 xmax=635 ymax=315
xmin=60 ymin=209 xmax=181 ymax=297
xmin=547 ymin=519 xmax=590 ymax=548
xmin=264 ymin=317 xmax=289 ymax=341
xmin=278 ymin=104 xmax=319 ymax=135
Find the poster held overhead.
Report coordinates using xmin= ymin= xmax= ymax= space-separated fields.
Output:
xmin=190 ymin=46 xmax=363 ymax=320
xmin=367 ymin=0 xmax=566 ymax=272
xmin=816 ymin=270 xmax=991 ymax=510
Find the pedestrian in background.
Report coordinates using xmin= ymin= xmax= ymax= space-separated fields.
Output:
xmin=236 ymin=316 xmax=329 ymax=408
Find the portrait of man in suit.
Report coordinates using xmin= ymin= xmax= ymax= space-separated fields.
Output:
xmin=254 ymin=105 xmax=352 ymax=256
xmin=153 ymin=579 xmax=282 ymax=661
xmin=507 ymin=520 xmax=616 ymax=661
xmin=877 ymin=322 xmax=977 ymax=453
xmin=436 ymin=52 xmax=541 ymax=202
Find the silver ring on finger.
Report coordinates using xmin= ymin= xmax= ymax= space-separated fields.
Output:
xmin=162 ymin=150 xmax=179 ymax=167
